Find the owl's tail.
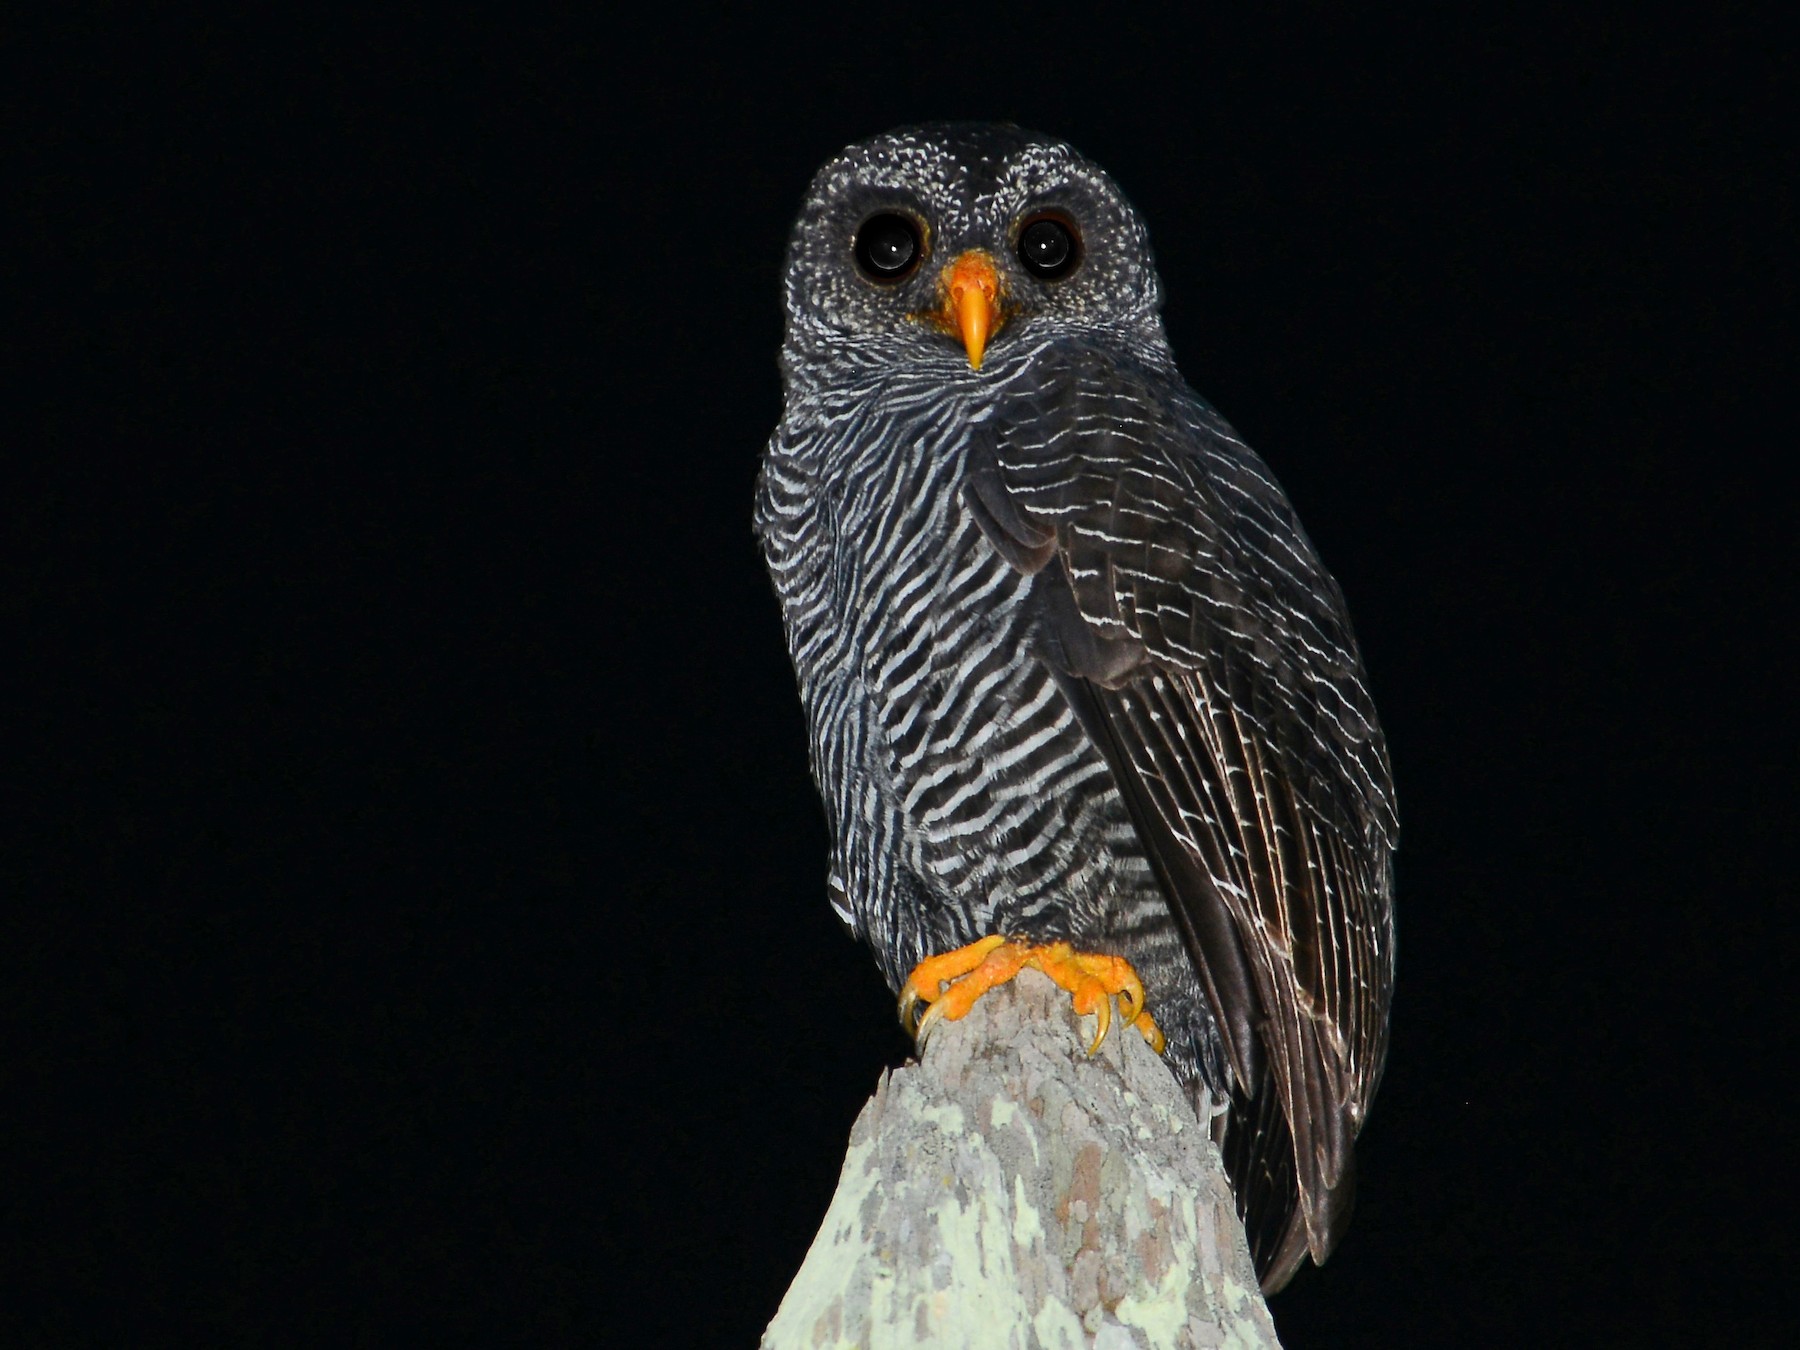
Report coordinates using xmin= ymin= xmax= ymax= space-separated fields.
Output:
xmin=1214 ymin=1079 xmax=1356 ymax=1295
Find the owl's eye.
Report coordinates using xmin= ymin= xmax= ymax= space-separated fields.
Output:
xmin=853 ymin=214 xmax=923 ymax=282
xmin=1017 ymin=215 xmax=1080 ymax=280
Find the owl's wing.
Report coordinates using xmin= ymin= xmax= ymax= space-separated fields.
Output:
xmin=968 ymin=344 xmax=1397 ymax=1290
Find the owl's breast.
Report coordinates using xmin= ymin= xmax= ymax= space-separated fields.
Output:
xmin=847 ymin=450 xmax=1120 ymax=910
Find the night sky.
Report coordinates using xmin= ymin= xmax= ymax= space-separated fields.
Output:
xmin=14 ymin=8 xmax=1789 ymax=1346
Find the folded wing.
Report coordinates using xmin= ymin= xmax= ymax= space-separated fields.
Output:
xmin=966 ymin=344 xmax=1397 ymax=1289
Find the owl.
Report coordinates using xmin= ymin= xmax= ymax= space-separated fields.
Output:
xmin=756 ymin=123 xmax=1396 ymax=1291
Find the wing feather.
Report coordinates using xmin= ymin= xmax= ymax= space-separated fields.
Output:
xmin=977 ymin=343 xmax=1396 ymax=1290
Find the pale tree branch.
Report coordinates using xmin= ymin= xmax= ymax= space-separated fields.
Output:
xmin=762 ymin=968 xmax=1282 ymax=1349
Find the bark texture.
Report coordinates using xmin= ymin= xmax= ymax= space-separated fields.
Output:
xmin=761 ymin=969 xmax=1282 ymax=1349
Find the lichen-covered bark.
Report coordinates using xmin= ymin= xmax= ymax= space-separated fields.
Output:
xmin=762 ymin=970 xmax=1281 ymax=1349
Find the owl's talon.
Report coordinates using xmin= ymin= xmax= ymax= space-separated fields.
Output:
xmin=898 ymin=936 xmax=1163 ymax=1058
xmin=900 ymin=934 xmax=1006 ymax=1041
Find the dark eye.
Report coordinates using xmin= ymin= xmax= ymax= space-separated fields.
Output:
xmin=853 ymin=213 xmax=923 ymax=281
xmin=1017 ymin=215 xmax=1080 ymax=280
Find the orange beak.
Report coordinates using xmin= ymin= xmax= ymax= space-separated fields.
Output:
xmin=940 ymin=251 xmax=1001 ymax=369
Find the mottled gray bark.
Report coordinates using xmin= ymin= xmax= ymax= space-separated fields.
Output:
xmin=761 ymin=969 xmax=1281 ymax=1349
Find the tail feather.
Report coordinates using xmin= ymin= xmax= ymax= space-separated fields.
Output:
xmin=1211 ymin=1080 xmax=1356 ymax=1294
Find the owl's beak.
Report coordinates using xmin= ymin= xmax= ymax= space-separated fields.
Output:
xmin=940 ymin=251 xmax=1001 ymax=370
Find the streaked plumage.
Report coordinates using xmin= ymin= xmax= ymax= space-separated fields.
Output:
xmin=756 ymin=123 xmax=1397 ymax=1291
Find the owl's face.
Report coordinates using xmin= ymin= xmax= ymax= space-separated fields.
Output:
xmin=782 ymin=124 xmax=1163 ymax=373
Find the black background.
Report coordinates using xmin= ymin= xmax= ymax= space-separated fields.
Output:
xmin=13 ymin=6 xmax=1791 ymax=1346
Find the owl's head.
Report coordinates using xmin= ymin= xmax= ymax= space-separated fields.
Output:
xmin=782 ymin=124 xmax=1164 ymax=373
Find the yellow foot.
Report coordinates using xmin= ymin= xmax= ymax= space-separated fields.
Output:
xmin=899 ymin=936 xmax=1166 ymax=1056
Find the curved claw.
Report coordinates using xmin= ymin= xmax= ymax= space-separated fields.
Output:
xmin=1083 ymin=987 xmax=1114 ymax=1055
xmin=1134 ymin=1010 xmax=1167 ymax=1055
xmin=1114 ymin=978 xmax=1143 ymax=1025
xmin=915 ymin=998 xmax=947 ymax=1049
xmin=899 ymin=986 xmax=924 ymax=1037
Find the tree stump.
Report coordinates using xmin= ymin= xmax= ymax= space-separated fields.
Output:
xmin=761 ymin=968 xmax=1282 ymax=1349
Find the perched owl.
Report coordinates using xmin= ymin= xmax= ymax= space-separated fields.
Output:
xmin=755 ymin=123 xmax=1396 ymax=1292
